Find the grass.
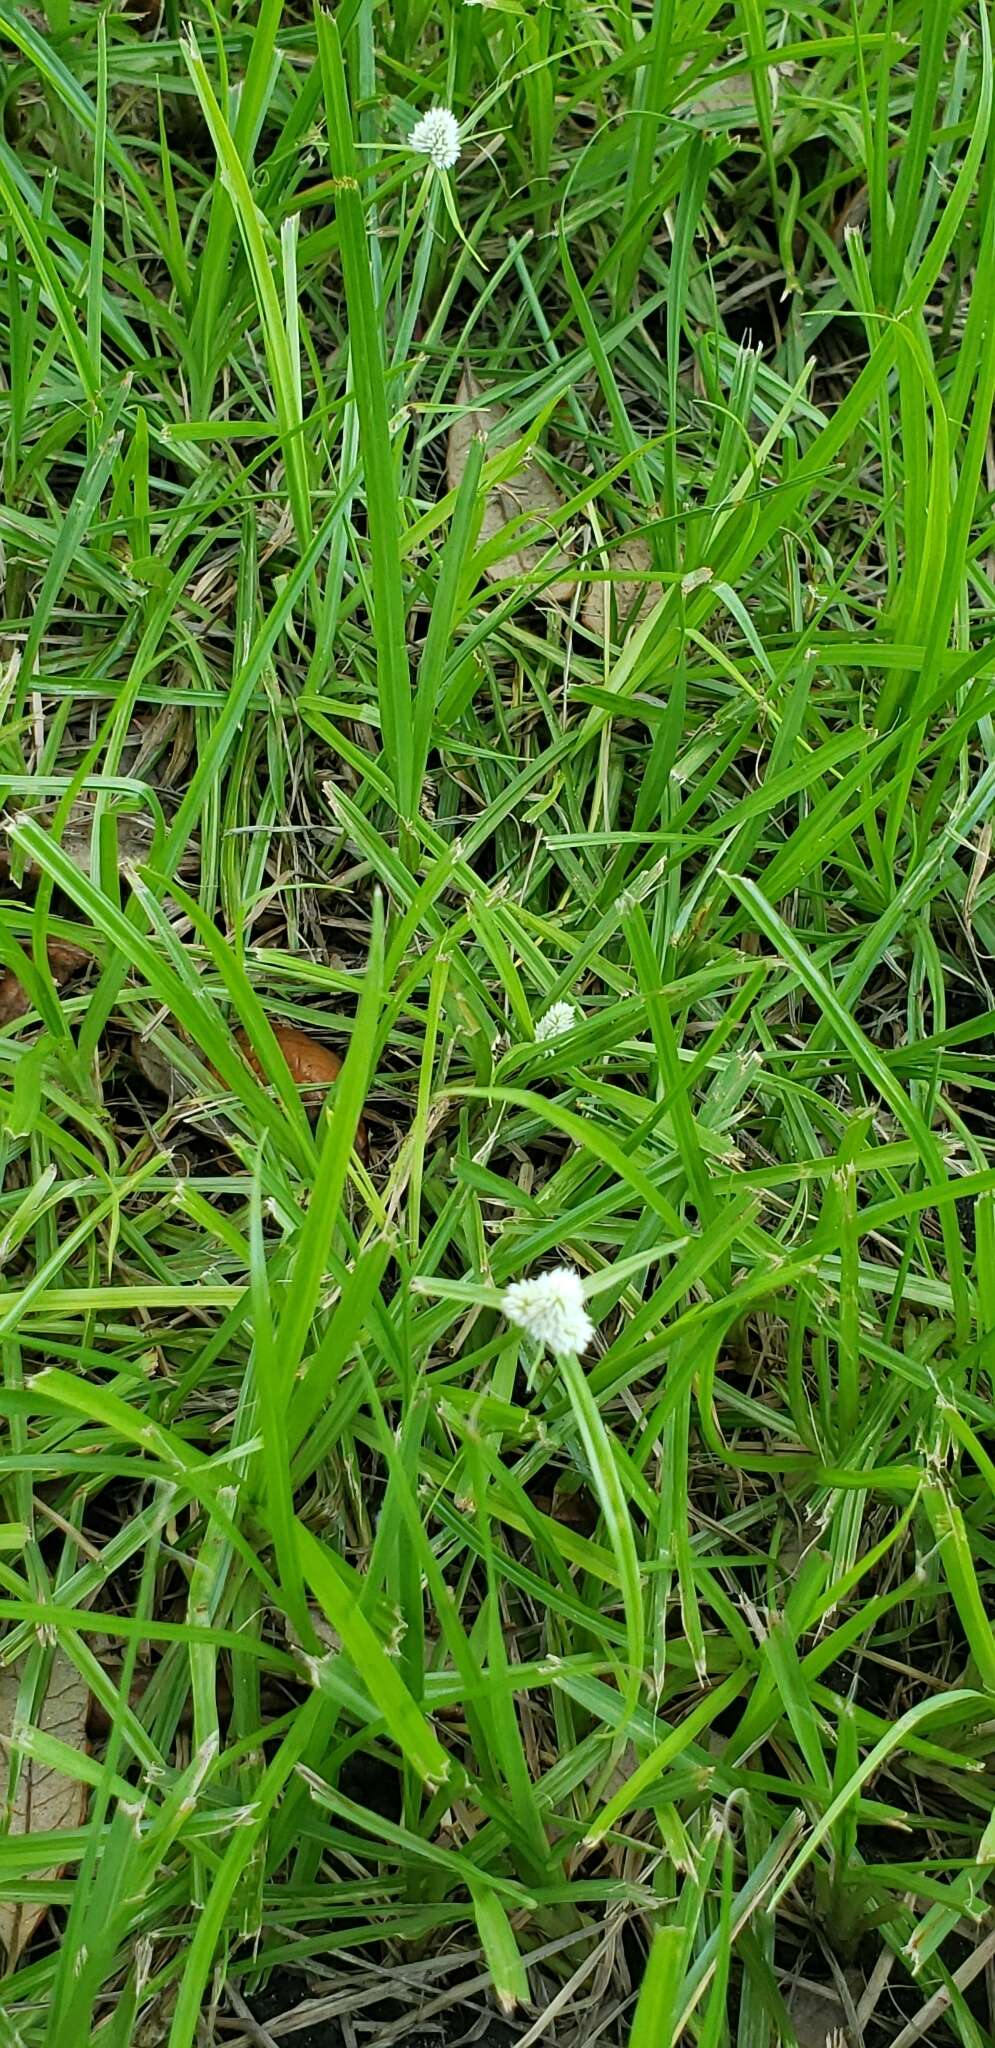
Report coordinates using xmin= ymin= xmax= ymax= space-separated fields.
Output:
xmin=0 ymin=0 xmax=994 ymax=2042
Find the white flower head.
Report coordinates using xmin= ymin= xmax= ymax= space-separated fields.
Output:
xmin=535 ymin=999 xmax=578 ymax=1044
xmin=409 ymin=106 xmax=461 ymax=171
xmin=502 ymin=1266 xmax=594 ymax=1355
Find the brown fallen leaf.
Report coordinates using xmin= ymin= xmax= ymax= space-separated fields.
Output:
xmin=234 ymin=1026 xmax=368 ymax=1154
xmin=1 ymin=803 xmax=155 ymax=879
xmin=130 ymin=1030 xmax=186 ymax=1104
xmin=133 ymin=1022 xmax=368 ymax=1152
xmin=0 ymin=941 xmax=92 ymax=1025
xmin=580 ymin=533 xmax=663 ymax=640
xmin=679 ymin=61 xmax=800 ymax=125
xmin=680 ymin=71 xmax=764 ymax=123
xmin=235 ymin=1024 xmax=343 ymax=1090
xmin=447 ymin=369 xmax=574 ymax=601
xmin=0 ymin=1651 xmax=89 ymax=1963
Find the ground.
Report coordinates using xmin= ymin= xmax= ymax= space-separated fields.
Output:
xmin=0 ymin=4 xmax=993 ymax=2047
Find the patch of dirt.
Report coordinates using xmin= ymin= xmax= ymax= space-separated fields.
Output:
xmin=238 ymin=1969 xmax=521 ymax=2048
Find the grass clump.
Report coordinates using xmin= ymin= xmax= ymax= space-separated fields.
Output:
xmin=0 ymin=2 xmax=994 ymax=2043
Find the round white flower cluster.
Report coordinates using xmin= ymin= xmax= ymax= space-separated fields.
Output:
xmin=501 ymin=1267 xmax=594 ymax=1354
xmin=409 ymin=106 xmax=461 ymax=171
xmin=535 ymin=1000 xmax=578 ymax=1043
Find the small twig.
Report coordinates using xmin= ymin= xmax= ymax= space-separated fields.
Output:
xmin=219 ymin=1987 xmax=280 ymax=2048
